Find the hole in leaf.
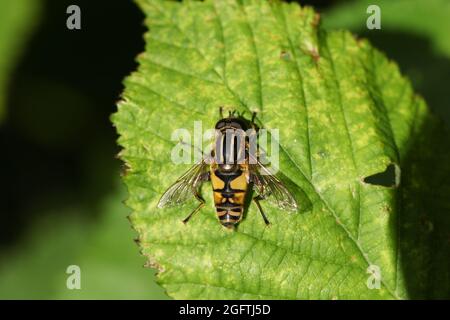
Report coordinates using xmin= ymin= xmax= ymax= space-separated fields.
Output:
xmin=363 ymin=163 xmax=400 ymax=187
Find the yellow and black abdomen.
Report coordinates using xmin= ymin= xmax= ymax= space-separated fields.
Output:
xmin=210 ymin=165 xmax=249 ymax=228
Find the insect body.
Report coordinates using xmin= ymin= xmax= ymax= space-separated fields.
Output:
xmin=158 ymin=109 xmax=298 ymax=229
xmin=210 ymin=116 xmax=250 ymax=227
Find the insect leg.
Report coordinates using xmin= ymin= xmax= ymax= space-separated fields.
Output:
xmin=219 ymin=106 xmax=224 ymax=118
xmin=182 ymin=192 xmax=205 ymax=224
xmin=253 ymin=195 xmax=271 ymax=226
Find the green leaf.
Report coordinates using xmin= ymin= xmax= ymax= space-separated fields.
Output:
xmin=322 ymin=0 xmax=450 ymax=58
xmin=0 ymin=0 xmax=41 ymax=122
xmin=323 ymin=0 xmax=450 ymax=130
xmin=112 ymin=0 xmax=449 ymax=299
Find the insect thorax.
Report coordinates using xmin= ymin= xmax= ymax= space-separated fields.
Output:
xmin=212 ymin=119 xmax=253 ymax=168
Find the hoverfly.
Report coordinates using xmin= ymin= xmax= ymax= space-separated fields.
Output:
xmin=157 ymin=108 xmax=298 ymax=229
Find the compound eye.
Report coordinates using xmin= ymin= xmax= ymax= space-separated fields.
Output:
xmin=215 ymin=121 xmax=226 ymax=129
xmin=230 ymin=121 xmax=242 ymax=129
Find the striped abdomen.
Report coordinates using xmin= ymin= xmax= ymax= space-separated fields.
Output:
xmin=210 ymin=165 xmax=249 ymax=229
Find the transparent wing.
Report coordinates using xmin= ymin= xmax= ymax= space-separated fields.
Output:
xmin=157 ymin=161 xmax=209 ymax=208
xmin=249 ymin=157 xmax=298 ymax=212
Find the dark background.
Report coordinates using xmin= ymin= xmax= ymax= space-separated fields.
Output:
xmin=0 ymin=0 xmax=145 ymax=248
xmin=0 ymin=0 xmax=343 ymax=251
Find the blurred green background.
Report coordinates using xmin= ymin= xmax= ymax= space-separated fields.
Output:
xmin=0 ymin=0 xmax=448 ymax=299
